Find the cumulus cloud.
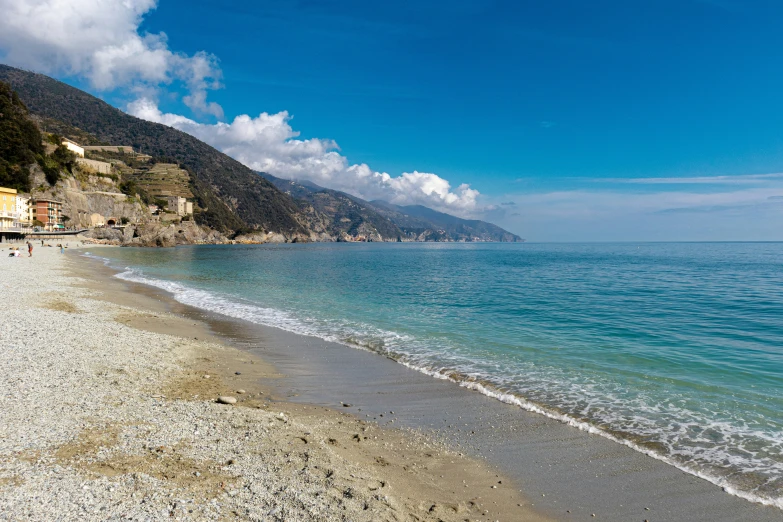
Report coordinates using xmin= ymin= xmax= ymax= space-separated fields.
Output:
xmin=0 ymin=0 xmax=223 ymax=117
xmin=128 ymin=98 xmax=481 ymax=213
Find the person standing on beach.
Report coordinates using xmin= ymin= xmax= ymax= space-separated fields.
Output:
xmin=27 ymin=241 xmax=33 ymax=257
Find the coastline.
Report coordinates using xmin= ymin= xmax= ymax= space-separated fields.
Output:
xmin=70 ymin=244 xmax=783 ymax=522
xmin=0 ymin=245 xmax=544 ymax=521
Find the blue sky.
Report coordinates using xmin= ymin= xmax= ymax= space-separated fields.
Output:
xmin=2 ymin=0 xmax=782 ymax=240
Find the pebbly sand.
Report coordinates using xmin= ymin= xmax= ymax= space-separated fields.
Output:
xmin=0 ymin=245 xmax=545 ymax=521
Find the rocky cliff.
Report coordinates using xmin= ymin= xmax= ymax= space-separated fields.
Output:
xmin=85 ymin=221 xmax=227 ymax=247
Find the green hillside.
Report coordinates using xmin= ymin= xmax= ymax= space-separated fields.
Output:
xmin=0 ymin=81 xmax=43 ymax=192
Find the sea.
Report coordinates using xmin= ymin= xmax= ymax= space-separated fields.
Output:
xmin=88 ymin=242 xmax=783 ymax=508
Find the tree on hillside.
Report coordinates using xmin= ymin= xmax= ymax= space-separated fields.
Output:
xmin=0 ymin=81 xmax=43 ymax=191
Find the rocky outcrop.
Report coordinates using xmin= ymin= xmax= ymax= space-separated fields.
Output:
xmin=233 ymin=230 xmax=331 ymax=244
xmin=84 ymin=221 xmax=228 ymax=247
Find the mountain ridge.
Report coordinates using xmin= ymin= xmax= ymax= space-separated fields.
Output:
xmin=259 ymin=172 xmax=522 ymax=242
xmin=0 ymin=63 xmax=522 ymax=243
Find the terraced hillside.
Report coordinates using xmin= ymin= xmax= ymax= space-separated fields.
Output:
xmin=128 ymin=163 xmax=194 ymax=200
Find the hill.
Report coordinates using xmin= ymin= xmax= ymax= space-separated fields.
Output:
xmin=259 ymin=173 xmax=405 ymax=241
xmin=0 ymin=81 xmax=44 ymax=192
xmin=0 ymin=64 xmax=309 ymax=236
xmin=260 ymin=172 xmax=522 ymax=242
xmin=0 ymin=64 xmax=522 ymax=243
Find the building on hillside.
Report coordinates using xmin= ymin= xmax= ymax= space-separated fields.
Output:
xmin=32 ymin=198 xmax=64 ymax=230
xmin=61 ymin=138 xmax=85 ymax=157
xmin=166 ymin=196 xmax=193 ymax=216
xmin=0 ymin=187 xmax=17 ymax=230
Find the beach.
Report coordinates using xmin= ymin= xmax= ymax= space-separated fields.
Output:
xmin=0 ymin=245 xmax=542 ymax=521
xmin=2 ymin=243 xmax=782 ymax=522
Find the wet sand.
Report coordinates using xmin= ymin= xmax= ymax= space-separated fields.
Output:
xmin=63 ymin=250 xmax=545 ymax=521
xmin=71 ymin=248 xmax=782 ymax=522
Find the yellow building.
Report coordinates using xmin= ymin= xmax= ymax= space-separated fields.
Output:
xmin=0 ymin=187 xmax=17 ymax=230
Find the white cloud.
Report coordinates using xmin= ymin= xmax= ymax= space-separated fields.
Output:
xmin=0 ymin=0 xmax=223 ymax=118
xmin=128 ymin=98 xmax=481 ymax=213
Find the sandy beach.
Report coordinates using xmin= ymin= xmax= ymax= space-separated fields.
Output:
xmin=0 ymin=245 xmax=544 ymax=521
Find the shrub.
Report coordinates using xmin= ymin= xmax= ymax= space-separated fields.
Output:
xmin=119 ymin=180 xmax=137 ymax=196
xmin=43 ymin=163 xmax=60 ymax=186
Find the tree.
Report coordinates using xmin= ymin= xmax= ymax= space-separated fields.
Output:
xmin=50 ymin=144 xmax=76 ymax=173
xmin=43 ymin=161 xmax=60 ymax=186
xmin=0 ymin=81 xmax=42 ymax=192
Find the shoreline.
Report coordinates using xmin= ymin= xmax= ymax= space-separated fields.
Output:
xmin=73 ymin=244 xmax=783 ymax=521
xmin=0 ymin=245 xmax=544 ymax=521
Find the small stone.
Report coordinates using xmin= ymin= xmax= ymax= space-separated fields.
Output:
xmin=236 ymin=389 xmax=246 ymax=394
xmin=203 ymin=375 xmax=210 ymax=379
xmin=235 ymin=371 xmax=241 ymax=375
xmin=342 ymin=403 xmax=352 ymax=407
xmin=491 ymin=485 xmax=497 ymax=489
xmin=217 ymin=396 xmax=237 ymax=405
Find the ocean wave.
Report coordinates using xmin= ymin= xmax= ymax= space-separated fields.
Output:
xmin=102 ymin=259 xmax=783 ymax=510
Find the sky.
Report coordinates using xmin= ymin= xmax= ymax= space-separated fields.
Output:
xmin=1 ymin=0 xmax=782 ymax=240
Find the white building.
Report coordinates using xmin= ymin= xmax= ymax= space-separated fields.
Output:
xmin=14 ymin=194 xmax=31 ymax=227
xmin=61 ymin=138 xmax=85 ymax=157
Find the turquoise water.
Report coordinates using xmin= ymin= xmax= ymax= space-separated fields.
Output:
xmin=91 ymin=242 xmax=783 ymax=507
